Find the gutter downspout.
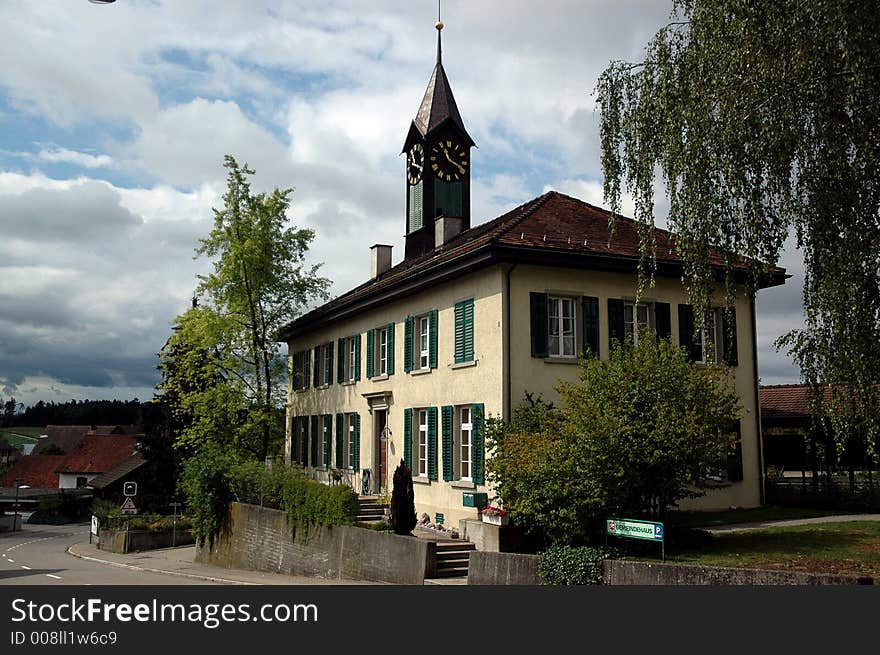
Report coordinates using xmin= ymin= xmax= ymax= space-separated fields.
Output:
xmin=504 ymin=263 xmax=518 ymax=422
xmin=751 ymin=292 xmax=765 ymax=505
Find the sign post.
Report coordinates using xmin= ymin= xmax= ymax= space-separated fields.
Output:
xmin=606 ymin=517 xmax=665 ymax=561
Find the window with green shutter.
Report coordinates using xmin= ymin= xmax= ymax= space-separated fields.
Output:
xmin=472 ymin=403 xmax=485 ymax=485
xmin=427 ymin=406 xmax=438 ymax=481
xmin=441 ymin=405 xmax=454 ymax=482
xmin=323 ymin=415 xmax=332 ymax=468
xmin=335 ymin=413 xmax=344 ymax=469
xmin=354 ymin=333 xmax=361 ymax=380
xmin=403 ymin=408 xmax=413 ymax=469
xmin=337 ymin=338 xmax=345 ymax=384
xmin=678 ymin=304 xmax=700 ymax=362
xmin=429 ymin=309 xmax=438 ymax=369
xmin=608 ymin=298 xmax=625 ymax=349
xmin=386 ymin=323 xmax=395 ymax=375
xmin=655 ymin=302 xmax=672 ymax=341
xmin=299 ymin=417 xmax=308 ymax=467
xmin=351 ymin=413 xmax=360 ymax=470
xmin=582 ymin=296 xmax=599 ymax=357
xmin=366 ymin=329 xmax=374 ymax=378
xmin=434 ymin=178 xmax=462 ymax=217
xmin=530 ymin=292 xmax=549 ymax=357
xmin=404 ymin=315 xmax=414 ymax=373
xmin=310 ymin=416 xmax=318 ymax=468
xmin=454 ymin=298 xmax=474 ymax=363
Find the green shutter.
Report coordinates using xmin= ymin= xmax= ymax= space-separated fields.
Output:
xmin=404 ymin=315 xmax=414 ymax=373
xmin=354 ymin=333 xmax=361 ymax=380
xmin=310 ymin=416 xmax=318 ymax=468
xmin=722 ymin=307 xmax=739 ymax=366
xmin=434 ymin=178 xmax=463 ymax=217
xmin=655 ymin=302 xmax=672 ymax=340
xmin=678 ymin=304 xmax=698 ymax=362
xmin=292 ymin=352 xmax=301 ymax=390
xmin=530 ymin=292 xmax=549 ymax=358
xmin=455 ymin=299 xmax=474 ymax=363
xmin=366 ymin=329 xmax=374 ymax=378
xmin=311 ymin=348 xmax=319 ymax=387
xmin=323 ymin=415 xmax=332 ymax=467
xmin=582 ymin=296 xmax=599 ymax=357
xmin=352 ymin=413 xmax=360 ymax=470
xmin=326 ymin=342 xmax=334 ymax=386
xmin=427 ymin=406 xmax=438 ymax=481
xmin=429 ymin=309 xmax=438 ymax=369
xmin=403 ymin=408 xmax=413 ymax=470
xmin=472 ymin=403 xmax=485 ymax=485
xmin=335 ymin=413 xmax=344 ymax=468
xmin=386 ymin=323 xmax=395 ymax=375
xmin=300 ymin=418 xmax=308 ymax=466
xmin=608 ymin=299 xmax=625 ymax=349
xmin=337 ymin=338 xmax=345 ymax=384
xmin=303 ymin=350 xmax=310 ymax=388
xmin=441 ymin=405 xmax=454 ymax=482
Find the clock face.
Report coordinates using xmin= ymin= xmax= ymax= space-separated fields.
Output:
xmin=407 ymin=143 xmax=424 ymax=185
xmin=430 ymin=138 xmax=468 ymax=182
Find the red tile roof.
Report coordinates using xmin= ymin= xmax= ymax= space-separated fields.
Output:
xmin=280 ymin=191 xmax=787 ymax=339
xmin=760 ymin=384 xmax=813 ymax=421
xmin=56 ymin=434 xmax=138 ymax=474
xmin=0 ymin=455 xmax=66 ymax=489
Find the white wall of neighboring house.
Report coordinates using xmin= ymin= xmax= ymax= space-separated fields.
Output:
xmin=58 ymin=473 xmax=97 ymax=489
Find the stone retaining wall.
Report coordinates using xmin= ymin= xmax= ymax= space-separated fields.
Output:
xmin=196 ymin=502 xmax=433 ymax=585
xmin=98 ymin=528 xmax=195 ymax=554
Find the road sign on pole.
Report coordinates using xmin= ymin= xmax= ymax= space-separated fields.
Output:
xmin=120 ymin=496 xmax=138 ymax=515
xmin=123 ymin=481 xmax=137 ymax=497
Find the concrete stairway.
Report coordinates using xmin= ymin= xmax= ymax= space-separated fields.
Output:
xmin=433 ymin=540 xmax=476 ymax=578
xmin=356 ymin=497 xmax=388 ymax=524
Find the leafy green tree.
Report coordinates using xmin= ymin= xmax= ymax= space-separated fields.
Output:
xmin=488 ymin=336 xmax=739 ymax=545
xmin=596 ymin=0 xmax=880 ymax=466
xmin=162 ymin=156 xmax=329 ymax=460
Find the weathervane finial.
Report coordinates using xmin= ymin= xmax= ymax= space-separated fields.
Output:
xmin=435 ymin=0 xmax=443 ymax=65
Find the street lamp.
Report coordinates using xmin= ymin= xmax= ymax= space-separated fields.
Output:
xmin=13 ymin=479 xmax=30 ymax=532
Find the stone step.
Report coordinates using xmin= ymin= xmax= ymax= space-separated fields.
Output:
xmin=437 ymin=557 xmax=470 ymax=568
xmin=433 ymin=567 xmax=468 ymax=578
xmin=357 ymin=505 xmax=386 ymax=513
xmin=436 ymin=542 xmax=475 ymax=552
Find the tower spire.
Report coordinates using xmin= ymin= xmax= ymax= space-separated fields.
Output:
xmin=435 ymin=1 xmax=443 ymax=65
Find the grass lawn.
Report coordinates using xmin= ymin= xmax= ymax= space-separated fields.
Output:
xmin=0 ymin=427 xmax=44 ymax=449
xmin=667 ymin=505 xmax=850 ymax=528
xmin=667 ymin=521 xmax=880 ymax=579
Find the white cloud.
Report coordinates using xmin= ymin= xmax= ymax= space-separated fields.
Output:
xmin=36 ymin=147 xmax=113 ymax=169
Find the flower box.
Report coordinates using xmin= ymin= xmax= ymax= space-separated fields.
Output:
xmin=481 ymin=512 xmax=509 ymax=526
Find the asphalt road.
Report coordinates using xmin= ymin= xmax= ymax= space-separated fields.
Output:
xmin=0 ymin=523 xmax=212 ymax=585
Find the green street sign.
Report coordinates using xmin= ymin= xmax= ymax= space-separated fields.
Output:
xmin=606 ymin=518 xmax=664 ymax=542
xmin=606 ymin=517 xmax=665 ymax=561
xmin=435 ymin=513 xmax=445 ymax=525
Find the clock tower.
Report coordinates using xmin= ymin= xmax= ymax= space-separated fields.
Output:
xmin=402 ymin=19 xmax=475 ymax=260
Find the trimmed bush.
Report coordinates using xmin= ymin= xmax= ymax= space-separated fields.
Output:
xmin=538 ymin=545 xmax=617 ymax=585
xmin=391 ymin=460 xmax=416 ymax=535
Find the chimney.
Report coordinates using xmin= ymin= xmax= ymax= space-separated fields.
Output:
xmin=371 ymin=244 xmax=393 ymax=279
xmin=435 ymin=214 xmax=464 ymax=248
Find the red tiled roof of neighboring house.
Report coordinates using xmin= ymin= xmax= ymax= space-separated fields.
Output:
xmin=760 ymin=384 xmax=813 ymax=421
xmin=32 ymin=425 xmax=92 ymax=455
xmin=87 ymin=454 xmax=147 ymax=490
xmin=279 ymin=191 xmax=787 ymax=339
xmin=56 ymin=434 xmax=138 ymax=474
xmin=0 ymin=455 xmax=66 ymax=489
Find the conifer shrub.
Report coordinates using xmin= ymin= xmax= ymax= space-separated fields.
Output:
xmin=390 ymin=459 xmax=416 ymax=535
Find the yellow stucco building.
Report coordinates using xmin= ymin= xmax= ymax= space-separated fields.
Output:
xmin=277 ymin=25 xmax=786 ymax=527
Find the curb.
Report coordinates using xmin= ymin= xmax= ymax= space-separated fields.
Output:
xmin=66 ymin=544 xmax=256 ymax=585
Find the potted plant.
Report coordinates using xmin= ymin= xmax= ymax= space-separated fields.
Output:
xmin=480 ymin=505 xmax=509 ymax=526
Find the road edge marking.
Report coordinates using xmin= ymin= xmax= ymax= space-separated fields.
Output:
xmin=65 ymin=544 xmax=256 ymax=585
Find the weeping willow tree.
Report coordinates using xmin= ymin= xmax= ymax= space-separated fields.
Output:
xmin=596 ymin=0 xmax=880 ymax=471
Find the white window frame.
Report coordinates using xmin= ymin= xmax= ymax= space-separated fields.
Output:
xmin=624 ymin=302 xmax=652 ymax=345
xmin=346 ymin=414 xmax=356 ymax=470
xmin=417 ymin=409 xmax=428 ymax=478
xmin=459 ymin=406 xmax=472 ymax=482
xmin=378 ymin=327 xmax=388 ymax=376
xmin=418 ymin=315 xmax=430 ymax=370
xmin=344 ymin=335 xmax=357 ymax=383
xmin=321 ymin=417 xmax=330 ymax=468
xmin=548 ymin=296 xmax=577 ymax=358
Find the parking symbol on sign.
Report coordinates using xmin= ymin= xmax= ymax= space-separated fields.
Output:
xmin=654 ymin=525 xmax=663 ymax=538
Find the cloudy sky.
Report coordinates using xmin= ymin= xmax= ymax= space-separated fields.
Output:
xmin=0 ymin=0 xmax=803 ymax=408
